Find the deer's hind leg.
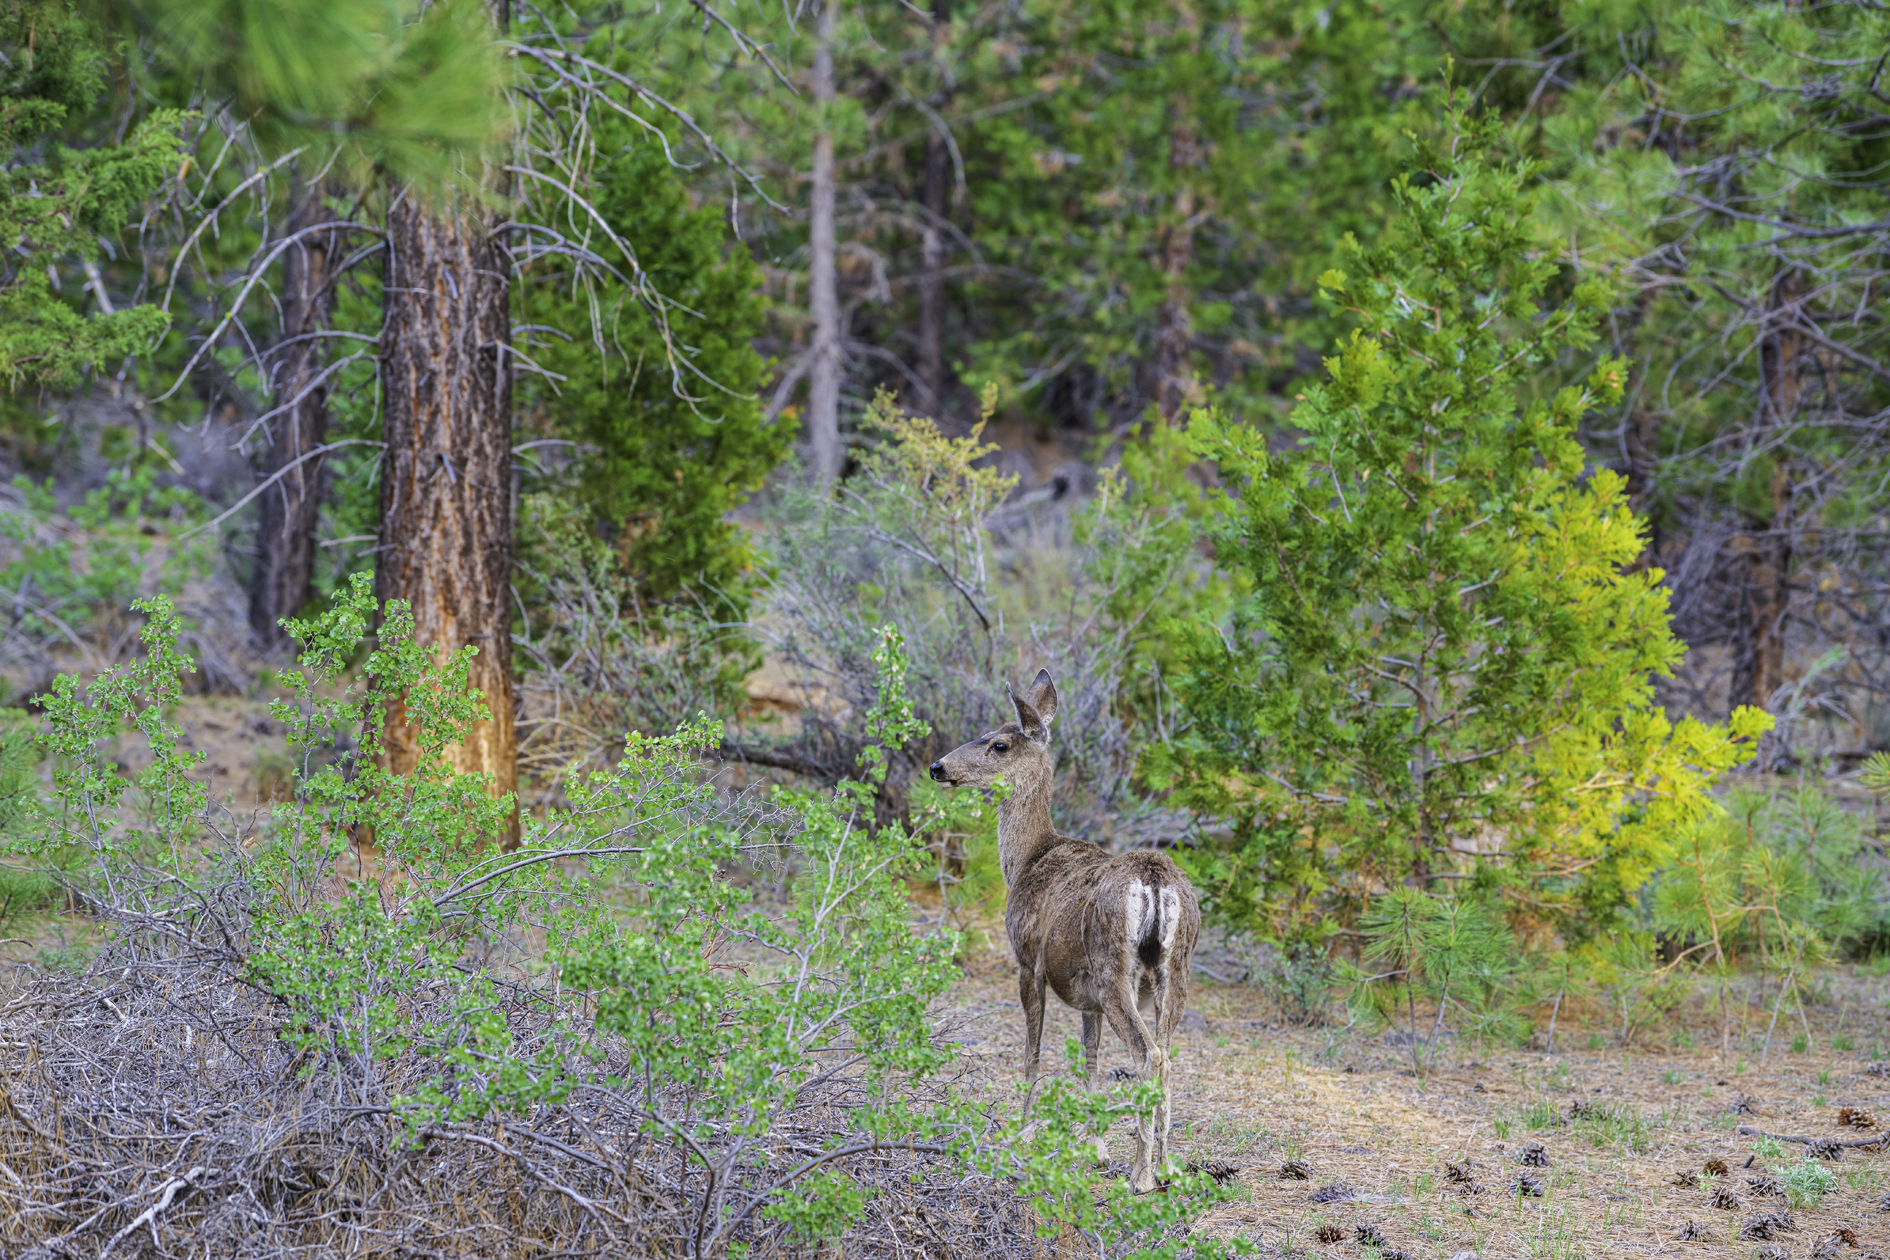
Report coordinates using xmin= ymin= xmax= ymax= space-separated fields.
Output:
xmin=1101 ymin=979 xmax=1162 ymax=1193
xmin=1080 ymin=1011 xmax=1102 ymax=1084
xmin=1141 ymin=962 xmax=1185 ymax=1182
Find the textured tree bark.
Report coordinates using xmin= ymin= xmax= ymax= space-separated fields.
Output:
xmin=249 ymin=186 xmax=338 ymax=650
xmin=1153 ymin=108 xmax=1198 ymax=423
xmin=1729 ymin=268 xmax=1802 ymax=729
xmin=377 ymin=193 xmax=517 ymax=819
xmin=916 ymin=0 xmax=952 ymax=413
xmin=806 ymin=0 xmax=843 ymax=482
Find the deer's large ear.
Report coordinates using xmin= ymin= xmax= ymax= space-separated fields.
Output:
xmin=1024 ymin=669 xmax=1058 ymax=725
xmin=1009 ymin=675 xmax=1054 ymax=744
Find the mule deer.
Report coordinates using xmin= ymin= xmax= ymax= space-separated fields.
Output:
xmin=929 ymin=670 xmax=1200 ymax=1193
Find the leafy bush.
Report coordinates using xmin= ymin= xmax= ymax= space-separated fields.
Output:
xmin=1132 ymin=95 xmax=1770 ymax=945
xmin=0 ymin=715 xmax=55 ymax=933
xmin=745 ymin=387 xmax=1189 ymax=849
xmin=512 ymin=492 xmax=759 ymax=782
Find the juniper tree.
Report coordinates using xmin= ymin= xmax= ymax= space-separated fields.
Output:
xmin=1145 ymin=97 xmax=1771 ymax=943
xmin=0 ymin=2 xmax=182 ymax=387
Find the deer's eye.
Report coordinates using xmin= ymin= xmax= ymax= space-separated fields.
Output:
xmin=991 ymin=741 xmax=1009 ymax=753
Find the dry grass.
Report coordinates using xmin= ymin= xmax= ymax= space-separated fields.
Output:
xmin=941 ymin=940 xmax=1890 ymax=1259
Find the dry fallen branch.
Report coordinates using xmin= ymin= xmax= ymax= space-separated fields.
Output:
xmin=1734 ymin=1125 xmax=1884 ymax=1156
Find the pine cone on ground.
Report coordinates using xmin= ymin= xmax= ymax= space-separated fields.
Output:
xmin=1709 ymin=1187 xmax=1742 ymax=1211
xmin=1516 ymin=1141 xmax=1550 ymax=1167
xmin=1314 ymin=1223 xmax=1346 ymax=1244
xmin=1839 ymin=1107 xmax=1876 ymax=1129
xmin=1740 ymin=1211 xmax=1798 ymax=1240
xmin=1277 ymin=1160 xmax=1311 ymax=1180
xmin=1672 ymin=1169 xmax=1700 ymax=1188
xmin=1703 ymin=1158 xmax=1730 ymax=1176
xmin=1511 ymin=1172 xmax=1545 ymax=1197
xmin=1675 ymin=1220 xmax=1714 ymax=1242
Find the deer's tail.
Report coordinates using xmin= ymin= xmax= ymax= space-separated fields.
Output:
xmin=1131 ymin=880 xmax=1183 ymax=970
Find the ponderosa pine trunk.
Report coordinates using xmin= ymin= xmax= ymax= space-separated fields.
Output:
xmin=377 ymin=192 xmax=517 ymax=819
xmin=250 ymin=185 xmax=338 ymax=649
xmin=806 ymin=0 xmax=843 ymax=482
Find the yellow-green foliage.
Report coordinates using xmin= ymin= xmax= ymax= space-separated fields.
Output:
xmin=1136 ymin=99 xmax=1770 ymax=942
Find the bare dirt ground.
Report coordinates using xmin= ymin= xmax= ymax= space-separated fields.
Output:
xmin=940 ymin=939 xmax=1890 ymax=1260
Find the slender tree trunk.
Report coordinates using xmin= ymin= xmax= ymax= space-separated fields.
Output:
xmin=1729 ymin=268 xmax=1801 ymax=730
xmin=1153 ymin=107 xmax=1198 ymax=423
xmin=917 ymin=141 xmax=947 ymax=412
xmin=916 ymin=0 xmax=951 ymax=413
xmin=250 ymin=184 xmax=338 ymax=649
xmin=806 ymin=0 xmax=842 ymax=482
xmin=377 ymin=192 xmax=517 ymax=822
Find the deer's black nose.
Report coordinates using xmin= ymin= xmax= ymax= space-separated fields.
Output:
xmin=929 ymin=760 xmax=947 ymax=782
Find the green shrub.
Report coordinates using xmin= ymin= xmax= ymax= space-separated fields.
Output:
xmin=1135 ymin=93 xmax=1769 ymax=946
xmin=1778 ymin=1157 xmax=1837 ymax=1209
xmin=748 ymin=389 xmax=1177 ymax=848
xmin=516 ymin=134 xmax=784 ymax=618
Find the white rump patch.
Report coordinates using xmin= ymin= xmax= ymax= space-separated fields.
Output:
xmin=1125 ymin=879 xmax=1150 ymax=949
xmin=1158 ymin=887 xmax=1180 ymax=949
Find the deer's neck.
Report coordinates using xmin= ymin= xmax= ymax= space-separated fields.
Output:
xmin=996 ymin=776 xmax=1058 ymax=888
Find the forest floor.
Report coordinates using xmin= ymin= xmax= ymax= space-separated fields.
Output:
xmin=942 ymin=937 xmax=1890 ymax=1260
xmin=12 ymin=696 xmax=1890 ymax=1259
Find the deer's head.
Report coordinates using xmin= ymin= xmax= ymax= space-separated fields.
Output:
xmin=929 ymin=669 xmax=1058 ymax=796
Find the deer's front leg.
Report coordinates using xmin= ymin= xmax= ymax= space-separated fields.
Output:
xmin=1080 ymin=1011 xmax=1102 ymax=1084
xmin=1019 ymin=965 xmax=1047 ymax=1083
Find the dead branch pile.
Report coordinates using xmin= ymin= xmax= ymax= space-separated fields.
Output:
xmin=0 ymin=948 xmax=1048 ymax=1259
